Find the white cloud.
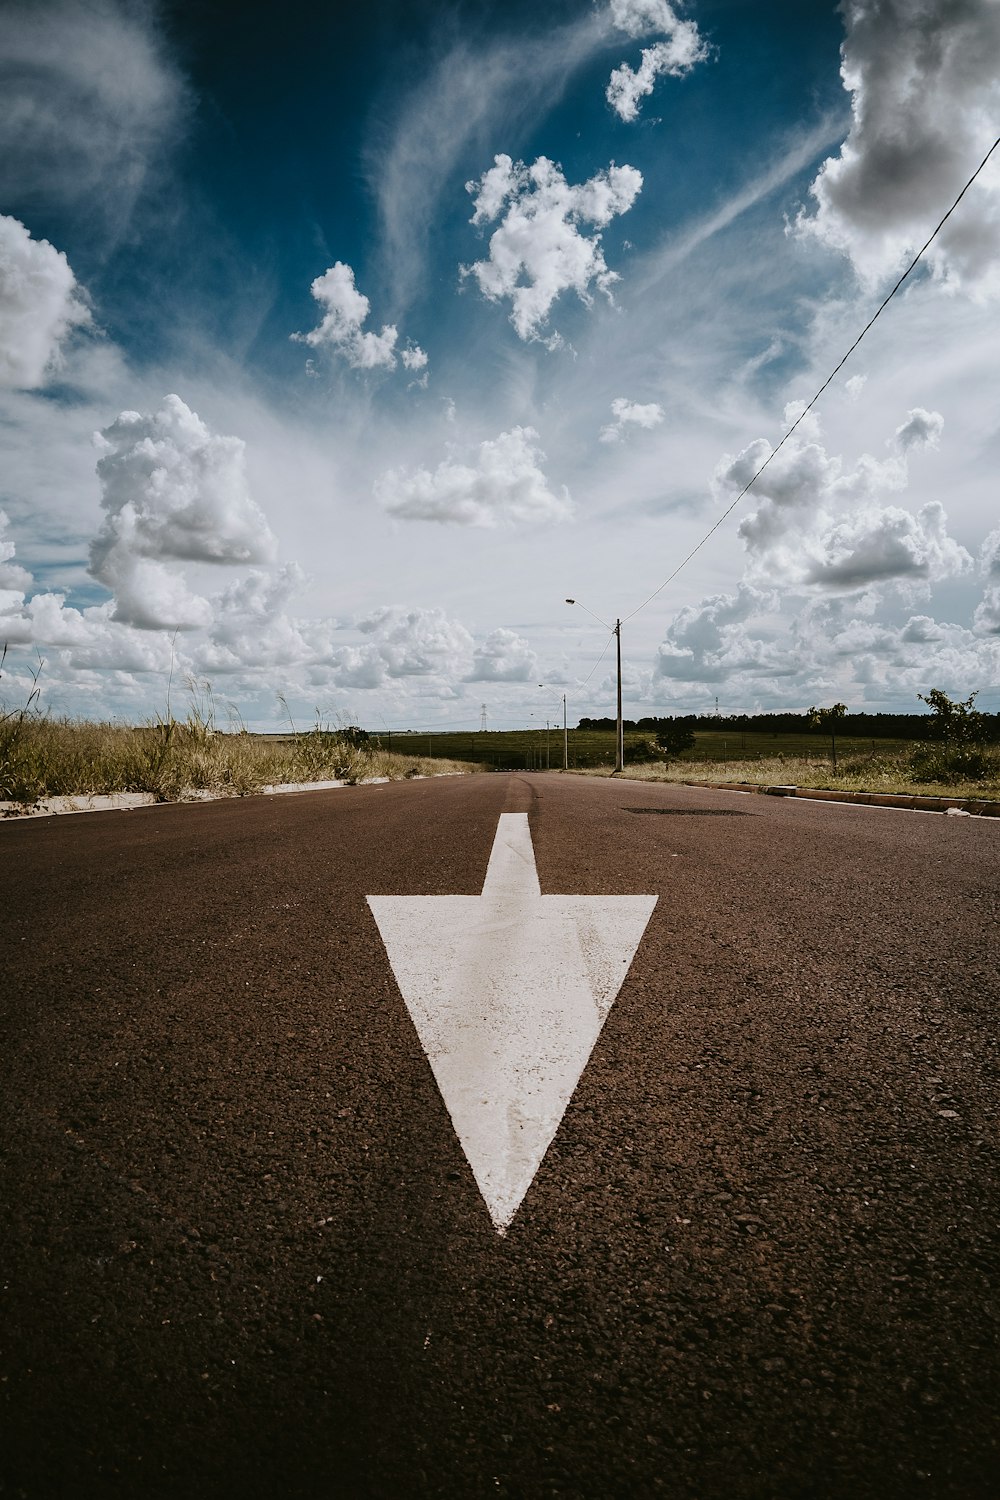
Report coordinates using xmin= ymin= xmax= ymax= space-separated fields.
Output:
xmin=973 ymin=526 xmax=1000 ymax=633
xmin=90 ymin=395 xmax=278 ymax=630
xmin=653 ymin=583 xmax=783 ymax=684
xmin=720 ymin=406 xmax=970 ymax=593
xmin=348 ymin=605 xmax=475 ymax=684
xmin=599 ymin=396 xmax=665 ymax=443
xmin=609 ymin=1 xmax=684 ymax=38
xmin=0 ymin=510 xmax=33 ymax=592
xmin=375 ymin=426 xmax=572 ymax=528
xmin=294 ymin=261 xmax=414 ymax=371
xmin=796 ymin=0 xmax=1000 ymax=296
xmin=650 ymin=580 xmax=1000 ymax=710
xmin=980 ymin=526 xmax=1000 ymax=576
xmin=893 ymin=406 xmax=944 ymax=452
xmin=800 ymin=501 xmax=972 ymax=590
xmin=366 ymin=9 xmax=610 ymax=314
xmin=197 ymin=564 xmax=313 ymax=673
xmin=0 ymin=0 xmax=186 ymax=240
xmin=973 ymin=585 xmax=1000 ymax=635
xmin=0 ymin=215 xmax=90 ymax=388
xmin=468 ymin=628 xmax=538 ymax=683
xmin=605 ymin=1 xmax=707 ymax=121
xmin=607 ymin=33 xmax=708 ymax=122
xmin=463 ymin=154 xmax=642 ymax=341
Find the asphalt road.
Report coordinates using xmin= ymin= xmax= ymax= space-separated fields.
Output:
xmin=1 ymin=773 xmax=997 ymax=1500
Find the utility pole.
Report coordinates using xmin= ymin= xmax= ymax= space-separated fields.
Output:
xmin=615 ymin=619 xmax=623 ymax=773
xmin=565 ymin=599 xmax=623 ymax=775
xmin=563 ymin=693 xmax=568 ymax=771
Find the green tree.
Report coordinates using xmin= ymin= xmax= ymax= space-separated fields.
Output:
xmin=655 ymin=723 xmax=696 ymax=760
xmin=917 ymin=688 xmax=985 ymax=746
xmin=808 ymin=702 xmax=847 ymax=772
xmin=911 ymin=688 xmax=993 ymax=784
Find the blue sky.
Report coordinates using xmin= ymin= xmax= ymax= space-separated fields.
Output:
xmin=1 ymin=0 xmax=999 ymax=729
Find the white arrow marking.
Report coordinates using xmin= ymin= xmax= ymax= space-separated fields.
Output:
xmin=367 ymin=814 xmax=656 ymax=1233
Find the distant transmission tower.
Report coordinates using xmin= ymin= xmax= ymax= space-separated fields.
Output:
xmin=479 ymin=703 xmax=489 ymax=732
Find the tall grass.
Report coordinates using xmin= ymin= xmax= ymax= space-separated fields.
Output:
xmin=576 ymin=750 xmax=1000 ymax=799
xmin=0 ymin=712 xmax=478 ymax=806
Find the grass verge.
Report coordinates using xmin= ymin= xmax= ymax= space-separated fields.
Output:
xmin=0 ymin=715 xmax=480 ymax=807
xmin=569 ymin=753 xmax=1000 ymax=800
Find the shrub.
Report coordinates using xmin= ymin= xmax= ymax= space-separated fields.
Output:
xmin=909 ymin=743 xmax=998 ymax=784
xmin=655 ymin=724 xmax=695 ymax=759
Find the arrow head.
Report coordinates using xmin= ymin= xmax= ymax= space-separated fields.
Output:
xmin=368 ymin=815 xmax=656 ymax=1232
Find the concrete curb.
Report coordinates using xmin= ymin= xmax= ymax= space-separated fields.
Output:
xmin=683 ymin=779 xmax=1000 ymax=818
xmin=0 ymin=772 xmax=462 ymax=822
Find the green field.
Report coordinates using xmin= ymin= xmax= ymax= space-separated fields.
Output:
xmin=370 ymin=728 xmax=919 ymax=770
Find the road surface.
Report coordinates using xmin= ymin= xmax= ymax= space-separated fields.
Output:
xmin=1 ymin=773 xmax=997 ymax=1498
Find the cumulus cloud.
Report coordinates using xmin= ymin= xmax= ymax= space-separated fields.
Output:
xmin=375 ymin=426 xmax=572 ymax=528
xmin=605 ymin=2 xmax=707 ymax=121
xmin=796 ymin=0 xmax=1000 ymax=295
xmin=0 ymin=0 xmax=186 ymax=237
xmin=972 ymin=526 xmax=1000 ymax=633
xmin=609 ymin=0 xmax=686 ymax=38
xmin=345 ymin=605 xmax=475 ymax=685
xmin=651 ymin=579 xmax=1000 ymax=709
xmin=973 ymin=585 xmax=1000 ymax=634
xmin=468 ymin=628 xmax=538 ymax=683
xmin=653 ymin=583 xmax=785 ymax=683
xmin=293 ymin=261 xmax=426 ymax=372
xmin=463 ymin=154 xmax=642 ymax=341
xmin=1 ymin=590 xmax=95 ymax=650
xmin=0 ymin=215 xmax=90 ymax=388
xmin=980 ymin=526 xmax=1000 ymax=576
xmin=599 ymin=396 xmax=665 ymax=442
xmin=90 ymin=395 xmax=277 ymax=630
xmin=607 ymin=37 xmax=707 ymax=122
xmin=800 ymin=501 xmax=972 ymax=590
xmin=719 ymin=406 xmax=970 ymax=593
xmin=196 ymin=564 xmax=313 ymax=673
xmin=0 ymin=510 xmax=33 ymax=593
xmin=892 ymin=406 xmax=945 ymax=453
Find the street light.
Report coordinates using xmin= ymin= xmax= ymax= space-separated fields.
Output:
xmin=538 ymin=684 xmax=569 ymax=771
xmin=565 ymin=599 xmax=623 ymax=774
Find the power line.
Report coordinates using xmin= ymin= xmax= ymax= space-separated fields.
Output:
xmin=583 ymin=629 xmax=616 ymax=684
xmin=623 ymin=135 xmax=1000 ymax=626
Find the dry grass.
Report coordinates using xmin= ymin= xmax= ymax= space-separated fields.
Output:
xmin=573 ymin=752 xmax=1000 ymax=800
xmin=0 ymin=713 xmax=480 ymax=806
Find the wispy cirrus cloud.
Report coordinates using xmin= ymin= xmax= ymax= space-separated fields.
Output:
xmin=0 ymin=0 xmax=187 ymax=243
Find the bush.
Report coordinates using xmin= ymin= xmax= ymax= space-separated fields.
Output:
xmin=626 ymin=736 xmax=663 ymax=764
xmin=655 ymin=724 xmax=695 ymax=759
xmin=909 ymin=743 xmax=998 ymax=784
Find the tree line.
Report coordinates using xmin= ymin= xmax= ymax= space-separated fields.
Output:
xmin=576 ymin=707 xmax=1000 ymax=742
